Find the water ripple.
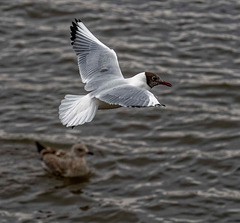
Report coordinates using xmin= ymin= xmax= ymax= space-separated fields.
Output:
xmin=1 ymin=0 xmax=240 ymax=222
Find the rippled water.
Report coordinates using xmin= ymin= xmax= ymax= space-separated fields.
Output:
xmin=1 ymin=0 xmax=240 ymax=222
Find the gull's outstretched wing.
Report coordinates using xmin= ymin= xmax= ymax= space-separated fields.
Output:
xmin=93 ymin=85 xmax=164 ymax=108
xmin=71 ymin=19 xmax=124 ymax=91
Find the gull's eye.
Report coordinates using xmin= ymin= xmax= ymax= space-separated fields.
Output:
xmin=77 ymin=148 xmax=83 ymax=152
xmin=152 ymin=76 xmax=157 ymax=81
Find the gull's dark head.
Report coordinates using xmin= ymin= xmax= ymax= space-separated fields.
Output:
xmin=145 ymin=72 xmax=172 ymax=88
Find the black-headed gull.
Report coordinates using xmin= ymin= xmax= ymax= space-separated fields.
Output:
xmin=36 ymin=141 xmax=93 ymax=177
xmin=59 ymin=19 xmax=172 ymax=127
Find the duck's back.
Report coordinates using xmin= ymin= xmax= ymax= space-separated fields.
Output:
xmin=42 ymin=152 xmax=89 ymax=177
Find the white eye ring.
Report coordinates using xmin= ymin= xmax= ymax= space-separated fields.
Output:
xmin=152 ymin=76 xmax=157 ymax=81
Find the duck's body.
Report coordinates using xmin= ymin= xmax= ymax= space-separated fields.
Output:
xmin=36 ymin=142 xmax=93 ymax=177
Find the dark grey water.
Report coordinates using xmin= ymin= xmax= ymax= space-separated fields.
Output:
xmin=1 ymin=0 xmax=240 ymax=222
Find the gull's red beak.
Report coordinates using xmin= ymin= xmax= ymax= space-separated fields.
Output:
xmin=159 ymin=80 xmax=172 ymax=87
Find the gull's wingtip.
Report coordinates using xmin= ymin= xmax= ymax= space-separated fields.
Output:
xmin=70 ymin=19 xmax=83 ymax=44
xmin=75 ymin=18 xmax=82 ymax=23
xmin=70 ymin=19 xmax=80 ymax=44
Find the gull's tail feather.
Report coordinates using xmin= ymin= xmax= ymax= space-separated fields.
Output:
xmin=59 ymin=94 xmax=98 ymax=127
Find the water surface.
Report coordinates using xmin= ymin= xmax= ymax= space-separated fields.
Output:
xmin=1 ymin=0 xmax=240 ymax=222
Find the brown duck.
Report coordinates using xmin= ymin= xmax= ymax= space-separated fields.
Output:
xmin=36 ymin=141 xmax=93 ymax=177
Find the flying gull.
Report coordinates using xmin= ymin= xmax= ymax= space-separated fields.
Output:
xmin=59 ymin=19 xmax=172 ymax=127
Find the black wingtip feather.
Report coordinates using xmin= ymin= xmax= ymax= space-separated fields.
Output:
xmin=70 ymin=22 xmax=78 ymax=43
xmin=70 ymin=26 xmax=75 ymax=32
xmin=70 ymin=19 xmax=82 ymax=44
xmin=75 ymin=18 xmax=82 ymax=23
xmin=72 ymin=21 xmax=77 ymax=28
